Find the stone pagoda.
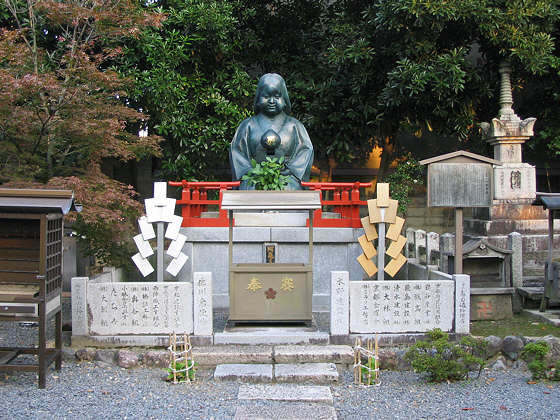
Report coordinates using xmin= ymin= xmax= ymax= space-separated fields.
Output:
xmin=466 ymin=61 xmax=548 ymax=288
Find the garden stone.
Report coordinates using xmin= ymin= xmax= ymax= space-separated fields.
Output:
xmin=94 ymin=361 xmax=112 ymax=368
xmin=502 ymin=335 xmax=524 ymax=360
xmin=378 ymin=349 xmax=398 ymax=370
xmin=483 ymin=335 xmax=503 ymax=358
xmin=394 ymin=348 xmax=413 ymax=371
xmin=117 ymin=350 xmax=139 ymax=369
xmin=143 ymin=350 xmax=169 ymax=368
xmin=488 ymin=356 xmax=508 ymax=371
xmin=62 ymin=349 xmax=77 ymax=363
xmin=511 ymin=360 xmax=529 ymax=372
xmin=94 ymin=349 xmax=118 ymax=365
xmin=540 ymin=335 xmax=560 ymax=366
xmin=75 ymin=348 xmax=96 ymax=362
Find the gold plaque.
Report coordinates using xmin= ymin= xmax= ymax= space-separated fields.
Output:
xmin=383 ymin=199 xmax=398 ymax=224
xmin=386 ymin=235 xmax=407 ymax=259
xmin=360 ymin=216 xmax=378 ymax=241
xmin=367 ymin=199 xmax=382 ymax=223
xmin=376 ymin=183 xmax=390 ymax=207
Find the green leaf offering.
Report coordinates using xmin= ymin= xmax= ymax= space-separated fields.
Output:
xmin=241 ymin=156 xmax=289 ymax=190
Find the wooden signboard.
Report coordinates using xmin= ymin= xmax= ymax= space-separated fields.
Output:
xmin=420 ymin=151 xmax=501 ymax=274
xmin=420 ymin=151 xmax=500 ymax=208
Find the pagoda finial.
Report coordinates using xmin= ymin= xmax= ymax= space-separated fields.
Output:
xmin=480 ymin=60 xmax=536 ymax=163
xmin=498 ymin=61 xmax=514 ymax=117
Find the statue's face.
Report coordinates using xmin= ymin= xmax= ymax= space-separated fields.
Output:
xmin=257 ymin=82 xmax=286 ymax=117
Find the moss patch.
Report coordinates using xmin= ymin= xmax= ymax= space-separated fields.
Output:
xmin=470 ymin=314 xmax=560 ymax=338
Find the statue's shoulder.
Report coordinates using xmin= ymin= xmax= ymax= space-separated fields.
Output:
xmin=238 ymin=117 xmax=256 ymax=129
xmin=233 ymin=117 xmax=257 ymax=138
xmin=284 ymin=115 xmax=305 ymax=128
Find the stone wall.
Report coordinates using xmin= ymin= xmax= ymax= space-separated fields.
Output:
xmin=71 ymin=271 xmax=213 ymax=347
xmin=330 ymin=267 xmax=470 ymax=342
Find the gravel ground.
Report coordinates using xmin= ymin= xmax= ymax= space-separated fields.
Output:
xmin=1 ymin=308 xmax=559 ymax=419
xmin=0 ymin=363 xmax=559 ymax=419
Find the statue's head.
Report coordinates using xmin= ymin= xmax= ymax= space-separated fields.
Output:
xmin=253 ymin=73 xmax=292 ymax=116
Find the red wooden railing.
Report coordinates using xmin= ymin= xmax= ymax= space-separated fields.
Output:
xmin=301 ymin=181 xmax=372 ymax=228
xmin=168 ymin=181 xmax=240 ymax=227
xmin=169 ymin=180 xmax=372 ymax=228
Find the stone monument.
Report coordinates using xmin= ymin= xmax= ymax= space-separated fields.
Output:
xmin=480 ymin=61 xmax=537 ymax=203
xmin=229 ymin=73 xmax=314 ymax=190
xmin=467 ymin=61 xmax=550 ymax=301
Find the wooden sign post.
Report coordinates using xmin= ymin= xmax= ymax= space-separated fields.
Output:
xmin=420 ymin=151 xmax=500 ymax=274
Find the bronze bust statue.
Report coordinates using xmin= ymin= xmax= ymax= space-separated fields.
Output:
xmin=229 ymin=73 xmax=314 ymax=190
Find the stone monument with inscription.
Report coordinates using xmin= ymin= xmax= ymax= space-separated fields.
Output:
xmin=480 ymin=62 xmax=536 ymax=203
xmin=466 ymin=61 xmax=552 ymax=293
xmin=329 ymin=184 xmax=470 ymax=341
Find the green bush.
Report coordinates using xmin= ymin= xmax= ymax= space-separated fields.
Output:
xmin=404 ymin=329 xmax=486 ymax=383
xmin=520 ymin=341 xmax=560 ymax=381
xmin=386 ymin=157 xmax=423 ymax=214
xmin=241 ymin=156 xmax=289 ymax=190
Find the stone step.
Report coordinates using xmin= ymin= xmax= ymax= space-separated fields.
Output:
xmin=275 ymin=363 xmax=339 ymax=384
xmin=193 ymin=344 xmax=353 ymax=367
xmin=214 ymin=362 xmax=339 ymax=383
xmin=214 ymin=364 xmax=273 ymax=383
xmin=233 ymin=405 xmax=337 ymax=420
xmin=214 ymin=330 xmax=330 ymax=345
xmin=238 ymin=384 xmax=333 ymax=404
xmin=274 ymin=345 xmax=353 ymax=365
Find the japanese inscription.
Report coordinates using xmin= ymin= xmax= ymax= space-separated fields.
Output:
xmin=194 ymin=272 xmax=212 ymax=336
xmin=428 ymin=163 xmax=492 ymax=207
xmin=88 ymin=282 xmax=193 ymax=335
xmin=330 ymin=271 xmax=349 ymax=335
xmin=349 ymin=280 xmax=454 ymax=333
xmin=280 ymin=277 xmax=295 ymax=292
xmin=247 ymin=277 xmax=262 ymax=291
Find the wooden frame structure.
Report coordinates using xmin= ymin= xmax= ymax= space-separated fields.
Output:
xmin=221 ymin=190 xmax=321 ymax=323
xmin=169 ymin=181 xmax=370 ymax=228
xmin=0 ymin=188 xmax=79 ymax=388
xmin=532 ymin=192 xmax=560 ymax=311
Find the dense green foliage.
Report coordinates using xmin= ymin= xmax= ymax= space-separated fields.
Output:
xmin=4 ymin=0 xmax=560 ymax=268
xmin=386 ymin=157 xmax=424 ymax=214
xmin=117 ymin=0 xmax=256 ymax=181
xmin=115 ymin=0 xmax=560 ymax=184
xmin=404 ymin=329 xmax=487 ymax=383
xmin=521 ymin=341 xmax=560 ymax=381
xmin=241 ymin=157 xmax=289 ymax=191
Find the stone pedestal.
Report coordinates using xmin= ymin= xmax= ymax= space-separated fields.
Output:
xmin=494 ymin=163 xmax=536 ymax=202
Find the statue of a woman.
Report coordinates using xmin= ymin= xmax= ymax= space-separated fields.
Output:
xmin=229 ymin=73 xmax=314 ymax=190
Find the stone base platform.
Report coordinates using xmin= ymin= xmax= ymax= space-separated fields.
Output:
xmin=470 ymin=287 xmax=515 ymax=320
xmin=215 ymin=326 xmax=330 ymax=345
xmin=214 ymin=362 xmax=339 ymax=384
xmin=194 ymin=344 xmax=353 ymax=367
xmin=523 ymin=309 xmax=560 ymax=327
xmin=233 ymin=405 xmax=337 ymax=420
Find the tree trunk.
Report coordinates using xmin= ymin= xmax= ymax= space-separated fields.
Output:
xmin=377 ymin=133 xmax=396 ymax=183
